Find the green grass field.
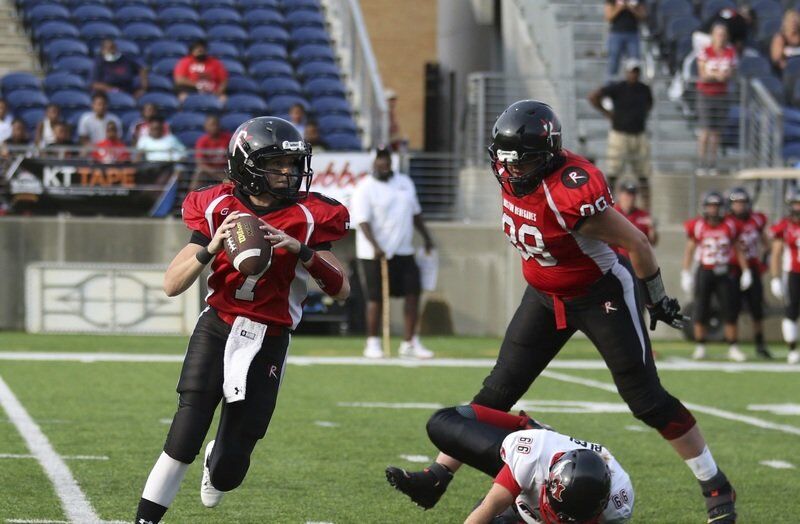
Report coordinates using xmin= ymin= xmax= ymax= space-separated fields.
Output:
xmin=0 ymin=333 xmax=798 ymax=523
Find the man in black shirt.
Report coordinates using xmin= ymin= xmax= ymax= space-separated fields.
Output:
xmin=589 ymin=59 xmax=654 ymax=187
xmin=605 ymin=0 xmax=646 ymax=79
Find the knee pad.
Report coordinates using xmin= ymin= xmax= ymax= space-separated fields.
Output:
xmin=782 ymin=319 xmax=798 ymax=343
xmin=633 ymin=395 xmax=696 ymax=440
xmin=163 ymin=391 xmax=218 ymax=464
xmin=471 ymin=381 xmax=527 ymax=412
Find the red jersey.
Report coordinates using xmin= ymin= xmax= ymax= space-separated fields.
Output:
xmin=174 ymin=56 xmax=228 ymax=93
xmin=501 ymin=150 xmax=618 ymax=297
xmin=697 ymin=45 xmax=737 ymax=96
xmin=92 ymin=138 xmax=130 ymax=164
xmin=684 ymin=216 xmax=739 ymax=270
xmin=771 ymin=217 xmax=800 ymax=273
xmin=728 ymin=212 xmax=767 ymax=268
xmin=182 ymin=184 xmax=349 ymax=328
xmin=194 ymin=131 xmax=232 ymax=169
xmin=614 ymin=205 xmax=653 ymax=258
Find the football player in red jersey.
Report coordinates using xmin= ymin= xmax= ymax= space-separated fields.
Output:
xmin=726 ymin=187 xmax=772 ymax=359
xmin=386 ymin=101 xmax=736 ymax=524
xmin=134 ymin=117 xmax=350 ymax=524
xmin=769 ymin=190 xmax=800 ymax=364
xmin=613 ymin=178 xmax=657 ymax=258
xmin=681 ymin=191 xmax=751 ymax=362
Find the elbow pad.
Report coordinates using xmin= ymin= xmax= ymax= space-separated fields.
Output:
xmin=306 ymin=253 xmax=344 ymax=296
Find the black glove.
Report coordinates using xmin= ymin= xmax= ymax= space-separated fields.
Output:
xmin=646 ymin=296 xmax=688 ymax=331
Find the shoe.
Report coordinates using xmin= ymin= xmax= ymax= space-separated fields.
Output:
xmin=363 ymin=338 xmax=384 ymax=359
xmin=755 ymin=343 xmax=773 ymax=360
xmin=201 ymin=440 xmax=224 ymax=508
xmin=386 ymin=464 xmax=452 ymax=509
xmin=704 ymin=483 xmax=736 ymax=523
xmin=398 ymin=338 xmax=434 ymax=359
xmin=692 ymin=345 xmax=706 ymax=360
xmin=707 ymin=167 xmax=719 ymax=176
xmin=695 ymin=167 xmax=708 ymax=177
xmin=727 ymin=346 xmax=746 ymax=362
xmin=789 ymin=350 xmax=800 ymax=364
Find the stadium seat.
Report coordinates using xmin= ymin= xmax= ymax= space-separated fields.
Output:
xmin=138 ymin=92 xmax=180 ymax=113
xmin=208 ymin=42 xmax=241 ymax=61
xmin=165 ymin=23 xmax=207 ymax=43
xmin=243 ymin=8 xmax=285 ymax=28
xmin=247 ymin=26 xmax=289 ymax=45
xmin=260 ymin=77 xmax=302 ymax=97
xmin=750 ymin=0 xmax=783 ymax=20
xmin=739 ymin=56 xmax=772 ymax=78
xmin=152 ymin=57 xmax=180 ymax=77
xmin=220 ymin=112 xmax=254 ymax=131
xmin=665 ymin=16 xmax=700 ymax=45
xmin=158 ymin=7 xmax=200 ymax=26
xmin=239 ymin=0 xmax=280 ymax=9
xmin=168 ymin=111 xmax=206 ymax=132
xmin=304 ymin=78 xmax=346 ymax=97
xmin=325 ymin=132 xmax=361 ymax=151
xmin=146 ymin=40 xmax=188 ymax=62
xmin=221 ymin=59 xmax=246 ymax=75
xmin=207 ymin=25 xmax=249 ymax=47
xmin=114 ymin=5 xmax=158 ymax=24
xmin=318 ymin=114 xmax=357 ymax=134
xmin=310 ymin=96 xmax=351 ymax=116
xmin=43 ymin=72 xmax=86 ymax=95
xmin=159 ymin=0 xmax=195 ymax=8
xmin=120 ymin=109 xmax=141 ymax=136
xmin=1 ymin=72 xmax=42 ymax=94
xmin=107 ymin=91 xmax=137 ymax=113
xmin=6 ymin=89 xmax=48 ymax=111
xmin=34 ymin=21 xmax=80 ymax=42
xmin=182 ymin=93 xmax=223 ymax=113
xmin=72 ymin=4 xmax=114 ymax=23
xmin=196 ymin=0 xmax=237 ymax=9
xmin=109 ymin=0 xmax=151 ymax=9
xmin=245 ymin=43 xmax=288 ymax=63
xmin=225 ymin=93 xmax=267 ymax=113
xmin=291 ymin=44 xmax=336 ymax=64
xmin=248 ymin=59 xmax=293 ymax=79
xmin=701 ymin=0 xmax=736 ymax=23
xmin=656 ymin=0 xmax=692 ymax=35
xmin=26 ymin=4 xmax=71 ymax=25
xmin=297 ymin=61 xmax=340 ymax=80
xmin=757 ymin=75 xmax=784 ymax=104
xmin=282 ymin=0 xmax=322 ymax=13
xmin=52 ymin=55 xmax=95 ymax=78
xmin=136 ymin=73 xmax=174 ymax=93
xmin=80 ymin=22 xmax=121 ymax=49
xmin=290 ymin=27 xmax=330 ymax=45
xmin=112 ymin=39 xmax=141 ymax=57
xmin=176 ymin=129 xmax=204 ymax=147
xmin=757 ymin=17 xmax=782 ymax=49
xmin=783 ymin=141 xmax=800 ymax=160
xmin=226 ymin=74 xmax=261 ymax=95
xmin=19 ymin=108 xmax=45 ymax=133
xmin=43 ymin=39 xmax=89 ymax=63
xmin=266 ymin=94 xmax=307 ymax=113
xmin=122 ymin=23 xmax=164 ymax=46
xmin=49 ymin=89 xmax=92 ymax=112
xmin=285 ymin=9 xmax=326 ymax=29
xmin=200 ymin=8 xmax=242 ymax=27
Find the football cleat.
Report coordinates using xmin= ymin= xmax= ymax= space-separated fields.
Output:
xmin=692 ymin=345 xmax=706 ymax=360
xmin=703 ymin=479 xmax=736 ymax=524
xmin=727 ymin=346 xmax=746 ymax=362
xmin=755 ymin=343 xmax=773 ymax=360
xmin=201 ymin=440 xmax=224 ymax=508
xmin=707 ymin=501 xmax=737 ymax=523
xmin=399 ymin=339 xmax=434 ymax=359
xmin=788 ymin=350 xmax=800 ymax=365
xmin=385 ymin=463 xmax=452 ymax=509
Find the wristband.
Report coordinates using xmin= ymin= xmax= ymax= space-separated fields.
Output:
xmin=195 ymin=247 xmax=213 ymax=265
xmin=641 ymin=268 xmax=666 ymax=305
xmin=298 ymin=243 xmax=314 ymax=263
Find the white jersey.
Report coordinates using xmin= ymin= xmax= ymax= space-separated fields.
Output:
xmin=500 ymin=429 xmax=634 ymax=524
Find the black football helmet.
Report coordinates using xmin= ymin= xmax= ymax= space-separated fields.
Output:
xmin=701 ymin=190 xmax=724 ymax=223
xmin=488 ymin=100 xmax=563 ymax=197
xmin=226 ymin=116 xmax=312 ymax=200
xmin=538 ymin=449 xmax=611 ymax=524
xmin=727 ymin=186 xmax=751 ymax=219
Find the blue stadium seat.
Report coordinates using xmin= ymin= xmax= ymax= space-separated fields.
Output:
xmin=72 ymin=4 xmax=114 ymax=23
xmin=208 ymin=42 xmax=240 ymax=60
xmin=196 ymin=0 xmax=237 ymax=9
xmin=739 ymin=56 xmax=772 ymax=79
xmin=248 ymin=26 xmax=289 ymax=45
xmin=165 ymin=23 xmax=206 ymax=43
xmin=152 ymin=57 xmax=180 ymax=77
xmin=112 ymin=39 xmax=141 ymax=57
xmin=2 ymin=72 xmax=42 ymax=94
xmin=750 ymin=0 xmax=783 ymax=20
xmin=239 ymin=0 xmax=279 ymax=9
xmin=291 ymin=44 xmax=335 ymax=64
xmin=34 ymin=21 xmax=80 ymax=42
xmin=19 ymin=108 xmax=46 ymax=134
xmin=49 ymin=89 xmax=92 ymax=112
xmin=297 ymin=61 xmax=340 ymax=80
xmin=220 ymin=112 xmax=253 ymax=131
xmin=182 ymin=93 xmax=223 ymax=113
xmin=43 ymin=72 xmax=86 ymax=95
xmin=6 ymin=89 xmax=48 ymax=111
xmin=108 ymin=0 xmax=151 ymax=10
xmin=756 ymin=17 xmax=782 ymax=47
xmin=325 ymin=132 xmax=361 ymax=151
xmin=225 ymin=93 xmax=267 ymax=113
xmin=783 ymin=141 xmax=800 ymax=160
xmin=158 ymin=7 xmax=200 ymax=26
xmin=26 ymin=4 xmax=71 ymax=25
xmin=107 ymin=91 xmax=137 ymax=113
xmin=146 ymin=40 xmax=188 ymax=62
xmin=221 ymin=59 xmax=246 ymax=75
xmin=758 ymin=75 xmax=784 ymax=104
xmin=120 ymin=109 xmax=141 ymax=137
xmin=282 ymin=0 xmax=322 ymax=12
xmin=665 ymin=16 xmax=700 ymax=45
xmin=310 ymin=96 xmax=351 ymax=116
xmin=80 ymin=22 xmax=121 ymax=48
xmin=260 ymin=77 xmax=302 ymax=97
xmin=290 ymin=27 xmax=330 ymax=45
xmin=226 ymin=74 xmax=261 ymax=95
xmin=52 ymin=55 xmax=95 ymax=78
xmin=243 ymin=8 xmax=285 ymax=28
xmin=168 ymin=111 xmax=206 ymax=132
xmin=304 ymin=78 xmax=346 ymax=97
xmin=200 ymin=8 xmax=242 ymax=26
xmin=656 ymin=0 xmax=692 ymax=34
xmin=43 ymin=39 xmax=89 ymax=63
xmin=138 ymin=92 xmax=180 ymax=113
xmin=701 ymin=0 xmax=736 ymax=23
xmin=207 ymin=25 xmax=249 ymax=47
xmin=285 ymin=9 xmax=325 ymax=28
xmin=136 ymin=73 xmax=174 ymax=93
xmin=245 ymin=43 xmax=288 ymax=63
xmin=248 ymin=59 xmax=293 ymax=79
xmin=318 ymin=114 xmax=357 ymax=134
xmin=122 ymin=23 xmax=164 ymax=46
xmin=115 ymin=5 xmax=157 ymax=24
xmin=61 ymin=0 xmax=103 ymax=8
xmin=160 ymin=0 xmax=195 ymax=8
xmin=266 ymin=94 xmax=307 ymax=113
xmin=176 ymin=129 xmax=204 ymax=147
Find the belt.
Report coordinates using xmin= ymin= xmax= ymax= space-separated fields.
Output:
xmin=212 ymin=308 xmax=291 ymax=336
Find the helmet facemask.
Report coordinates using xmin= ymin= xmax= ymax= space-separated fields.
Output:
xmin=489 ymin=147 xmax=553 ymax=197
xmin=235 ymin=149 xmax=313 ymax=201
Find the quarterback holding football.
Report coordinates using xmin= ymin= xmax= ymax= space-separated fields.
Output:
xmin=134 ymin=116 xmax=350 ymax=524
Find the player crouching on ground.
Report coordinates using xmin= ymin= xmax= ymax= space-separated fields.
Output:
xmin=769 ymin=190 xmax=800 ymax=364
xmin=389 ymin=405 xmax=634 ymax=523
xmin=134 ymin=117 xmax=350 ymax=524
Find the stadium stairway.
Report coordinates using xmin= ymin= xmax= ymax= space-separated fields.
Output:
xmin=0 ymin=0 xmax=39 ymax=75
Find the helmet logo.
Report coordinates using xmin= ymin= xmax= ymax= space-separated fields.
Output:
xmin=549 ymin=459 xmax=570 ymax=502
xmin=540 ymin=120 xmax=561 ymax=146
xmin=282 ymin=140 xmax=306 ymax=152
xmin=497 ymin=149 xmax=519 ymax=162
xmin=234 ymin=129 xmax=252 ymax=158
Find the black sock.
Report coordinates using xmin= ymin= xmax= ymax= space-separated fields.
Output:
xmin=755 ymin=332 xmax=764 ymax=345
xmin=791 ymin=342 xmax=797 ymax=351
xmin=699 ymin=469 xmax=734 ymax=511
xmin=426 ymin=463 xmax=453 ymax=485
xmin=135 ymin=498 xmax=168 ymax=524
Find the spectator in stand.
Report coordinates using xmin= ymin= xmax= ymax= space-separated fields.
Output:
xmin=696 ymin=23 xmax=737 ymax=176
xmin=136 ymin=115 xmax=186 ymax=161
xmin=304 ymin=120 xmax=326 ymax=151
xmin=588 ymin=58 xmax=653 ymax=187
xmin=191 ymin=114 xmax=231 ymax=189
xmin=91 ymin=38 xmax=147 ymax=98
xmin=604 ymin=0 xmax=646 ymax=79
xmin=613 ymin=178 xmax=657 ymax=257
xmin=78 ymin=92 xmax=121 ymax=147
xmin=385 ymin=88 xmax=406 ymax=152
xmin=92 ymin=121 xmax=130 ymax=164
xmin=43 ymin=122 xmax=78 ymax=159
xmin=129 ymin=103 xmax=169 ymax=147
xmin=173 ymin=39 xmax=228 ymax=103
xmin=288 ymin=103 xmax=306 ymax=136
xmin=34 ymin=104 xmax=61 ymax=148
xmin=771 ymin=10 xmax=800 ymax=72
xmin=1 ymin=118 xmax=31 ymax=158
xmin=0 ymin=99 xmax=13 ymax=143
xmin=700 ymin=7 xmax=754 ymax=55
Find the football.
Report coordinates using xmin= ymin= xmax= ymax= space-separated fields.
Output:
xmin=224 ymin=213 xmax=272 ymax=275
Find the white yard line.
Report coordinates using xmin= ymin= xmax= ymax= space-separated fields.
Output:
xmin=0 ymin=375 xmax=100 ymax=523
xmin=0 ymin=454 xmax=108 ymax=461
xmin=6 ymin=519 xmax=68 ymax=523
xmin=759 ymin=460 xmax=795 ymax=469
xmin=2 ymin=352 xmax=800 ymax=372
xmin=337 ymin=401 xmax=444 ymax=409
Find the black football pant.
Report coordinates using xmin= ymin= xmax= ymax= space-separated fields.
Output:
xmin=730 ymin=263 xmax=765 ymax=321
xmin=785 ymin=272 xmax=800 ymax=320
xmin=163 ymin=308 xmax=290 ymax=491
xmin=693 ymin=268 xmax=737 ymax=325
xmin=473 ymin=260 xmax=694 ymax=438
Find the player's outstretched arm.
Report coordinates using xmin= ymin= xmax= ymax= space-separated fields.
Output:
xmin=464 ymin=483 xmax=514 ymax=524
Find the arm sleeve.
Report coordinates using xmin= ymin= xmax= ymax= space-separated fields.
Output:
xmin=190 ymin=230 xmax=211 ymax=246
xmin=493 ymin=464 xmax=522 ymax=498
xmin=308 ymin=194 xmax=350 ymax=245
xmin=556 ymin=167 xmax=615 ymax=230
xmin=181 ymin=191 xmax=212 ymax=237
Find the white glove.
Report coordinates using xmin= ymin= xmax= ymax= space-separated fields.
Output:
xmin=740 ymin=269 xmax=753 ymax=291
xmin=680 ymin=270 xmax=693 ymax=294
xmin=771 ymin=277 xmax=784 ymax=299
